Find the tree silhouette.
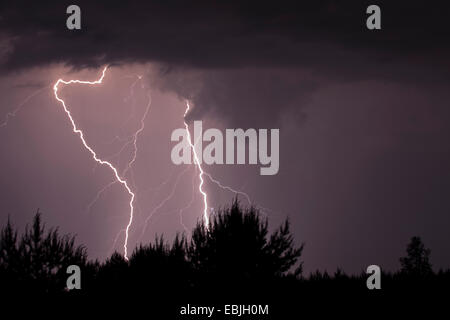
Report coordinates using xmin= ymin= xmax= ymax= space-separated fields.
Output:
xmin=129 ymin=235 xmax=191 ymax=293
xmin=2 ymin=204 xmax=449 ymax=307
xmin=188 ymin=200 xmax=303 ymax=290
xmin=0 ymin=211 xmax=87 ymax=293
xmin=0 ymin=217 xmax=20 ymax=288
xmin=400 ymin=236 xmax=432 ymax=277
xmin=96 ymin=251 xmax=128 ymax=292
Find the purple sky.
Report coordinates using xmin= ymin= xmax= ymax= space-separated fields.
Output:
xmin=1 ymin=1 xmax=449 ymax=274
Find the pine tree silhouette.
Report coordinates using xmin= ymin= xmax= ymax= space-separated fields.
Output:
xmin=400 ymin=236 xmax=433 ymax=277
xmin=0 ymin=211 xmax=87 ymax=293
xmin=188 ymin=199 xmax=304 ymax=293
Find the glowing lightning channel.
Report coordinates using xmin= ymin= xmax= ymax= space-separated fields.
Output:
xmin=202 ymin=170 xmax=275 ymax=218
xmin=181 ymin=107 xmax=276 ymax=220
xmin=0 ymin=85 xmax=50 ymax=128
xmin=86 ymin=80 xmax=150 ymax=216
xmin=203 ymin=171 xmax=277 ymax=219
xmin=53 ymin=66 xmax=135 ymax=260
xmin=178 ymin=168 xmax=197 ymax=232
xmin=203 ymin=172 xmax=252 ymax=206
xmin=123 ymin=91 xmax=151 ymax=174
xmin=183 ymin=102 xmax=209 ymax=227
xmin=86 ymin=180 xmax=117 ymax=214
xmin=139 ymin=165 xmax=191 ymax=240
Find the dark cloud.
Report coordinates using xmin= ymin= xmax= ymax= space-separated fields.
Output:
xmin=1 ymin=0 xmax=449 ymax=73
xmin=2 ymin=0 xmax=449 ymax=124
xmin=153 ymin=66 xmax=317 ymax=126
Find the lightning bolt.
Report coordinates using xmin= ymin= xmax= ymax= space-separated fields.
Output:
xmin=203 ymin=171 xmax=252 ymax=206
xmin=138 ymin=167 xmax=177 ymax=196
xmin=123 ymin=91 xmax=151 ymax=175
xmin=85 ymin=74 xmax=151 ymax=259
xmin=53 ymin=67 xmax=274 ymax=259
xmin=182 ymin=103 xmax=276 ymax=222
xmin=2 ymin=65 xmax=275 ymax=261
xmin=53 ymin=66 xmax=135 ymax=260
xmin=203 ymin=171 xmax=276 ymax=219
xmin=139 ymin=165 xmax=191 ymax=240
xmin=183 ymin=102 xmax=209 ymax=226
xmin=0 ymin=84 xmax=50 ymax=128
xmin=178 ymin=168 xmax=197 ymax=232
xmin=86 ymin=179 xmax=117 ymax=214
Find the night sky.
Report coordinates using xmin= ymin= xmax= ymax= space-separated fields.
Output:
xmin=0 ymin=1 xmax=449 ymax=273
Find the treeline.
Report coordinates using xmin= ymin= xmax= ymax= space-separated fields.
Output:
xmin=0 ymin=201 xmax=303 ymax=296
xmin=1 ymin=200 xmax=449 ymax=301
